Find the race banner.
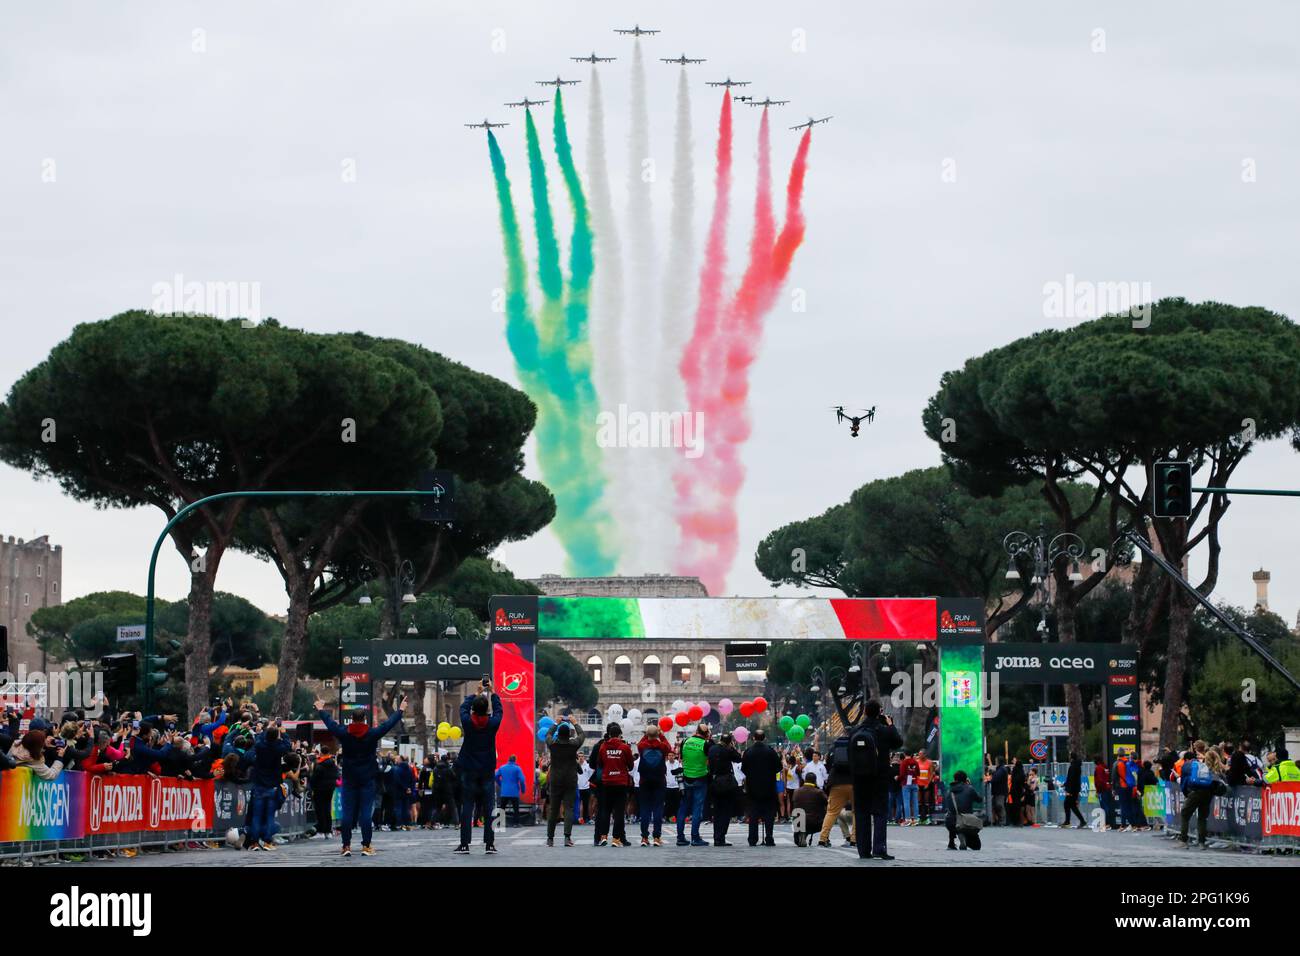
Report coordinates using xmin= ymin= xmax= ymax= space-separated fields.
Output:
xmin=493 ymin=640 xmax=536 ymax=802
xmin=213 ymin=781 xmax=309 ymax=835
xmin=0 ymin=766 xmax=86 ymax=841
xmin=1262 ymin=781 xmax=1300 ymax=839
xmin=82 ymin=773 xmax=214 ymax=835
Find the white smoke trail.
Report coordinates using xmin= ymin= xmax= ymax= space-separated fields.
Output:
xmin=646 ymin=67 xmax=695 ymax=570
xmin=586 ymin=66 xmax=629 ymax=561
xmin=623 ymin=38 xmax=657 ymax=574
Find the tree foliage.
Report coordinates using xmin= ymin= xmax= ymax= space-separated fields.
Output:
xmin=536 ymin=643 xmax=597 ymax=710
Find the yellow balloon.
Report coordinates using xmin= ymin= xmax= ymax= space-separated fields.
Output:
xmin=436 ymin=727 xmax=450 ymax=740
xmin=448 ymin=726 xmax=463 ymax=740
xmin=437 ymin=721 xmax=451 ymax=731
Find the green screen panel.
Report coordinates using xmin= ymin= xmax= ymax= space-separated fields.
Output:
xmin=939 ymin=643 xmax=984 ymax=788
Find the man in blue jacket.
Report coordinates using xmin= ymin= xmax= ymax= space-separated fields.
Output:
xmin=245 ymin=723 xmax=291 ymax=851
xmin=454 ymin=679 xmax=503 ymax=854
xmin=495 ymin=754 xmax=527 ymax=825
xmin=316 ymin=695 xmax=407 ymax=857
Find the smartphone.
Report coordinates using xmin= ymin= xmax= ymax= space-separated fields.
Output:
xmin=482 ymin=673 xmax=491 ymax=684
xmin=132 ymin=720 xmax=140 ymax=730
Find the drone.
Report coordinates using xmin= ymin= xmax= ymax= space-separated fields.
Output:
xmin=832 ymin=405 xmax=875 ymax=437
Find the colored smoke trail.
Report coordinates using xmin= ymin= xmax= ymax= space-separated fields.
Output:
xmin=523 ymin=107 xmax=617 ymax=575
xmin=623 ymin=38 xmax=658 ymax=572
xmin=674 ymin=121 xmax=813 ymax=594
xmin=644 ymin=67 xmax=697 ymax=569
xmin=584 ymin=67 xmax=632 ymax=559
xmin=678 ymin=91 xmax=733 ymax=417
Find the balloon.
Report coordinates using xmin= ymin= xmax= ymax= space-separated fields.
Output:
xmin=733 ymin=726 xmax=750 ymax=744
xmin=778 ymin=715 xmax=795 ymax=731
xmin=687 ymin=705 xmax=703 ymax=721
xmin=448 ymin=726 xmax=462 ymax=740
xmin=698 ymin=701 xmax=711 ymax=717
xmin=437 ymin=721 xmax=451 ymax=732
xmin=538 ymin=717 xmax=554 ymax=729
xmin=658 ymin=716 xmax=675 ymax=732
xmin=537 ymin=728 xmax=549 ymax=741
xmin=787 ymin=725 xmax=806 ymax=742
xmin=606 ymin=704 xmax=624 ymax=720
xmin=437 ymin=726 xmax=450 ymax=741
xmin=675 ymin=711 xmax=690 ymax=727
xmin=717 ymin=698 xmax=734 ymax=716
xmin=626 ymin=709 xmax=642 ymax=724
xmin=796 ymin=714 xmax=811 ymax=729
xmin=753 ymin=696 xmax=768 ymax=714
xmin=738 ymin=702 xmax=753 ymax=718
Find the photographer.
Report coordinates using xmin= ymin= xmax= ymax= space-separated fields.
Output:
xmin=316 ymin=694 xmax=408 ymax=858
xmin=853 ymin=700 xmax=903 ymax=860
xmin=454 ymin=677 xmax=503 ymax=855
xmin=9 ymin=730 xmax=65 ymax=780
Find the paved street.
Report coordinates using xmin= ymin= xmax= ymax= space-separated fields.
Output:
xmin=62 ymin=821 xmax=1300 ymax=868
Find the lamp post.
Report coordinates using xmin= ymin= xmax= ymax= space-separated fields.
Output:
xmin=1003 ymin=523 xmax=1087 ymax=763
xmin=141 ymin=488 xmax=447 ymax=713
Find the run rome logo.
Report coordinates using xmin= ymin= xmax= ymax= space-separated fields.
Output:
xmin=50 ymin=886 xmax=151 ymax=936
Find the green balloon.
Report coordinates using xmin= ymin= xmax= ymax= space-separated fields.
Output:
xmin=787 ymin=725 xmax=806 ymax=742
xmin=778 ymin=715 xmax=795 ymax=731
xmin=795 ymin=714 xmax=811 ymax=729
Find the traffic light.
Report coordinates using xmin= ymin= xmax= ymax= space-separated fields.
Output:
xmin=145 ymin=639 xmax=184 ymax=694
xmin=1153 ymin=460 xmax=1193 ymax=518
xmin=100 ymin=653 xmax=138 ymax=704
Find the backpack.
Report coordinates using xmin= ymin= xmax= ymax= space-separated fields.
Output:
xmin=848 ymin=725 xmax=879 ymax=779
xmin=1186 ymin=760 xmax=1214 ymax=790
xmin=639 ymin=745 xmax=666 ymax=785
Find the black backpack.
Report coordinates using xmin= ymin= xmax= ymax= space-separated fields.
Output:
xmin=848 ymin=725 xmax=879 ymax=779
xmin=639 ymin=745 xmax=667 ymax=785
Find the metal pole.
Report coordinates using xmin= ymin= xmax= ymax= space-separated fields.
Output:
xmin=144 ymin=488 xmax=445 ymax=712
xmin=1193 ymin=486 xmax=1300 ymax=497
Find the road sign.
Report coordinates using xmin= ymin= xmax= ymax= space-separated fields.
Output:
xmin=116 ymin=625 xmax=145 ymax=643
xmin=1028 ymin=710 xmax=1042 ymax=739
xmin=1039 ymin=705 xmax=1069 ymax=736
xmin=1030 ymin=739 xmax=1049 ymax=761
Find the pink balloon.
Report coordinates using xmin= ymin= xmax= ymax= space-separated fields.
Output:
xmin=698 ymin=701 xmax=712 ymax=717
xmin=733 ymin=726 xmax=750 ymax=744
xmin=718 ymin=698 xmax=734 ymax=715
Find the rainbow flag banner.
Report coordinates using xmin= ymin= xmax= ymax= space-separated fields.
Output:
xmin=0 ymin=766 xmax=87 ymax=841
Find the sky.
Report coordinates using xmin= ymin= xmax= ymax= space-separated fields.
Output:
xmin=2 ymin=1 xmax=1299 ymax=626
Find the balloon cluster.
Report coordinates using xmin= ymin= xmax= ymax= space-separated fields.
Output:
xmin=735 ymin=696 xmax=768 ymax=719
xmin=435 ymin=721 xmax=463 ymax=742
xmin=777 ymin=713 xmax=811 ymax=743
xmin=662 ymin=699 xmax=713 ymax=731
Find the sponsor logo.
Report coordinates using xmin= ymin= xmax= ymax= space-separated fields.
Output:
xmin=1108 ymin=714 xmax=1139 ymax=722
xmin=382 ymin=652 xmax=429 ymax=667
xmin=1109 ymin=674 xmax=1137 ymax=686
xmin=939 ymin=610 xmax=956 ymax=630
xmin=147 ymin=777 xmax=162 ymax=829
xmin=994 ymin=655 xmax=1041 ymax=670
xmin=436 ymin=652 xmax=483 ymax=667
xmin=498 ymin=670 xmax=528 ymax=698
xmin=1111 ymin=725 xmax=1138 ymax=738
xmin=19 ymin=777 xmax=73 ymax=830
xmin=89 ymin=777 xmax=145 ymax=833
xmin=49 ymin=886 xmax=151 ymax=936
xmin=492 ymin=605 xmax=536 ymax=632
xmin=1265 ymin=787 xmax=1300 ymax=836
xmin=1111 ymin=692 xmax=1133 ymax=708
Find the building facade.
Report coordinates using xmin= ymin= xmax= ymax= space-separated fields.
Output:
xmin=0 ymin=534 xmax=63 ymax=676
xmin=523 ymin=574 xmax=764 ymax=741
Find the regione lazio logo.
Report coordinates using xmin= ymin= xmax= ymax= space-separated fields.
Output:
xmin=947 ymin=672 xmax=975 ymax=707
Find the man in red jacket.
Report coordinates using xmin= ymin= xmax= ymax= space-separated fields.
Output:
xmin=595 ymin=723 xmax=635 ymax=847
xmin=1094 ymin=756 xmax=1113 ymax=830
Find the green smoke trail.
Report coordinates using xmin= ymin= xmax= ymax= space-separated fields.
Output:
xmin=487 ymin=130 xmax=560 ymax=451
xmin=523 ymin=105 xmax=616 ymax=574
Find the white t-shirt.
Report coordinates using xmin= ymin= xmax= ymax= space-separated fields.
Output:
xmin=577 ymin=765 xmax=593 ymax=791
xmin=805 ymin=759 xmax=828 ymax=789
xmin=664 ymin=758 xmax=681 ymax=789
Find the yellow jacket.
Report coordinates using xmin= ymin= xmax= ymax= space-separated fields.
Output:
xmin=1264 ymin=760 xmax=1300 ymax=784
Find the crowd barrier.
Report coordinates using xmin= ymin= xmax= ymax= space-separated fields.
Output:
xmin=0 ymin=767 xmax=313 ymax=862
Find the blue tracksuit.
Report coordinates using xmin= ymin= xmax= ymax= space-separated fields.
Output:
xmin=319 ymin=708 xmax=404 ymax=848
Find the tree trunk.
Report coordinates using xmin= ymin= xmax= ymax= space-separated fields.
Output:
xmin=183 ymin=563 xmax=219 ymax=720
xmin=1053 ymin=586 xmax=1087 ymax=759
xmin=1159 ymin=590 xmax=1193 ymax=753
xmin=272 ymin=580 xmax=311 ymax=716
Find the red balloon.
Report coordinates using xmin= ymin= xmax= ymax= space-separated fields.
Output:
xmin=658 ymin=716 xmax=675 ymax=732
xmin=738 ymin=702 xmax=754 ymax=718
xmin=687 ymin=705 xmax=703 ymax=721
xmin=753 ymin=696 xmax=768 ymax=713
xmin=675 ymin=711 xmax=690 ymax=726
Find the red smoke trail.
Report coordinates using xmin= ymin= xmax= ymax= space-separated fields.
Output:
xmin=674 ymin=124 xmax=813 ymax=594
xmin=678 ymin=91 xmax=733 ymax=413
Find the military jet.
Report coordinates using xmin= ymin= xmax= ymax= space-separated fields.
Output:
xmin=504 ymin=97 xmax=548 ymax=109
xmin=747 ymin=96 xmax=790 ymax=108
xmin=465 ymin=119 xmax=508 ymax=129
xmin=571 ymin=52 xmax=616 ymax=63
xmin=536 ymin=75 xmax=580 ymax=87
xmin=706 ymin=77 xmax=750 ymax=88
xmin=661 ymin=53 xmax=706 ymax=65
xmin=614 ymin=24 xmax=659 ymax=36
xmin=790 ymin=116 xmax=832 ymax=130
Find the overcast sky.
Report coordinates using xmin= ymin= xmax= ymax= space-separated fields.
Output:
xmin=2 ymin=1 xmax=1298 ymax=627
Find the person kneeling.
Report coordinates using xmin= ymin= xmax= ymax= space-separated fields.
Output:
xmin=944 ymin=770 xmax=984 ymax=851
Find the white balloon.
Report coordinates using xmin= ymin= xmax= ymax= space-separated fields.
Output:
xmin=672 ymin=699 xmax=687 ymax=713
xmin=626 ymin=708 xmax=642 ymax=724
xmin=606 ymin=704 xmax=625 ymax=720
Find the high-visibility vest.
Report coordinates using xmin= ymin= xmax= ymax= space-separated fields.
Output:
xmin=1265 ymin=760 xmax=1300 ymax=784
